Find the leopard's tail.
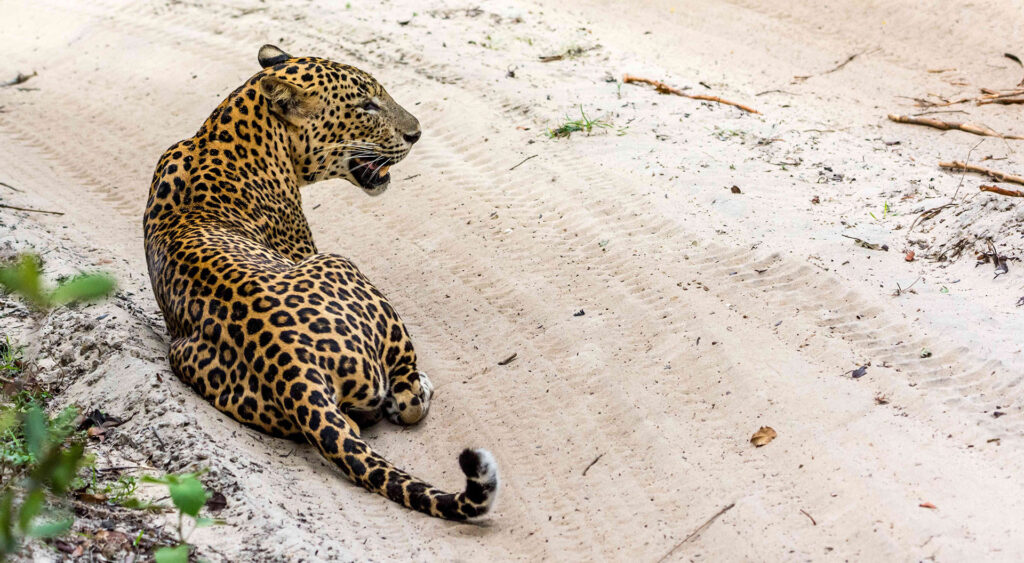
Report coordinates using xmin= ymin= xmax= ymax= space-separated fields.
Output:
xmin=290 ymin=399 xmax=499 ymax=520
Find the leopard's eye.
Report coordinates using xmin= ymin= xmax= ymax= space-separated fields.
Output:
xmin=360 ymin=100 xmax=381 ymax=112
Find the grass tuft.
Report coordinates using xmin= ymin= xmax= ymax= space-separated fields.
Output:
xmin=547 ymin=106 xmax=613 ymax=139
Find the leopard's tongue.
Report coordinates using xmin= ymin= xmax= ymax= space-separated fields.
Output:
xmin=378 ymin=165 xmax=391 ymax=178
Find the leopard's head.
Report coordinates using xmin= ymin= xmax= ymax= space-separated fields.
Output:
xmin=257 ymin=45 xmax=421 ymax=195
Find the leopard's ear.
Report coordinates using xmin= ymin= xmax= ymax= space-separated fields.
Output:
xmin=259 ymin=76 xmax=321 ymax=126
xmin=258 ymin=44 xmax=292 ymax=68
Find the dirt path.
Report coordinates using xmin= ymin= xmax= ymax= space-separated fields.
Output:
xmin=3 ymin=0 xmax=1023 ymax=560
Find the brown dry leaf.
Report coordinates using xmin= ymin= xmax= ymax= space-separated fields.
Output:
xmin=206 ymin=491 xmax=228 ymax=513
xmin=87 ymin=426 xmax=107 ymax=441
xmin=750 ymin=426 xmax=777 ymax=447
xmin=77 ymin=492 xmax=108 ymax=503
xmin=94 ymin=530 xmax=132 ymax=558
xmin=919 ymin=502 xmax=938 ymax=509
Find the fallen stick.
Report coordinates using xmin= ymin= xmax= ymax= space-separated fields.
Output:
xmin=978 ymin=97 xmax=1024 ymax=105
xmin=978 ymin=88 xmax=1024 ymax=101
xmin=888 ymin=114 xmax=1024 ymax=140
xmin=657 ymin=502 xmax=736 ymax=562
xmin=792 ymin=52 xmax=864 ymax=82
xmin=800 ymin=509 xmax=817 ymax=526
xmin=939 ymin=161 xmax=1024 ymax=185
xmin=539 ymin=45 xmax=600 ymax=62
xmin=0 ymin=203 xmax=64 ymax=215
xmin=623 ymin=74 xmax=760 ymax=114
xmin=509 ymin=154 xmax=538 ymax=171
xmin=980 ymin=184 xmax=1024 ymax=197
xmin=582 ymin=453 xmax=604 ymax=476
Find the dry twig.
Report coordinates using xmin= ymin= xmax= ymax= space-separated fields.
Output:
xmin=800 ymin=509 xmax=817 ymax=526
xmin=793 ymin=51 xmax=866 ymax=82
xmin=623 ymin=75 xmax=760 ymax=114
xmin=980 ymin=184 xmax=1024 ymax=198
xmin=888 ymin=114 xmax=1024 ymax=140
xmin=2 ymin=71 xmax=36 ymax=87
xmin=509 ymin=154 xmax=538 ymax=170
xmin=939 ymin=161 xmax=1024 ymax=186
xmin=539 ymin=45 xmax=600 ymax=62
xmin=0 ymin=203 xmax=64 ymax=215
xmin=657 ymin=502 xmax=736 ymax=562
xmin=582 ymin=453 xmax=604 ymax=476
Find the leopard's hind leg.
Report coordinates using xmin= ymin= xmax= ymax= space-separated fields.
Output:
xmin=168 ymin=332 xmax=302 ymax=440
xmin=383 ymin=364 xmax=434 ymax=425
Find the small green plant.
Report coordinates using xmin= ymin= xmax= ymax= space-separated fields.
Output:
xmin=0 ymin=404 xmax=87 ymax=557
xmin=1 ymin=398 xmax=78 ymax=483
xmin=0 ymin=337 xmax=22 ymax=378
xmin=0 ymin=254 xmax=115 ymax=310
xmin=547 ymin=105 xmax=613 ymax=139
xmin=869 ymin=201 xmax=897 ymax=221
xmin=80 ymin=473 xmax=153 ymax=510
xmin=142 ymin=472 xmax=218 ymax=563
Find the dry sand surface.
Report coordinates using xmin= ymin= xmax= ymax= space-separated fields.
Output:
xmin=2 ymin=0 xmax=1024 ymax=560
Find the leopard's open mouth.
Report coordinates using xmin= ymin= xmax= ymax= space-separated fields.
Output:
xmin=348 ymin=155 xmax=393 ymax=191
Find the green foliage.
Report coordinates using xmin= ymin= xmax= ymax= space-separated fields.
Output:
xmin=547 ymin=106 xmax=613 ymax=139
xmin=0 ymin=404 xmax=86 ymax=557
xmin=155 ymin=544 xmax=190 ymax=563
xmin=1 ymin=395 xmax=78 ymax=479
xmin=869 ymin=201 xmax=897 ymax=221
xmin=0 ymin=337 xmax=22 ymax=377
xmin=143 ymin=472 xmax=218 ymax=560
xmin=80 ymin=473 xmax=154 ymax=510
xmin=0 ymin=254 xmax=115 ymax=310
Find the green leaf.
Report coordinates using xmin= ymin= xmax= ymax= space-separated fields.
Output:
xmin=0 ymin=409 xmax=16 ymax=434
xmin=0 ymin=492 xmax=15 ymax=553
xmin=0 ymin=255 xmax=44 ymax=308
xmin=23 ymin=407 xmax=47 ymax=460
xmin=17 ymin=489 xmax=45 ymax=533
xmin=168 ymin=475 xmax=209 ymax=517
xmin=154 ymin=544 xmax=190 ymax=563
xmin=27 ymin=517 xmax=72 ymax=538
xmin=141 ymin=475 xmax=174 ymax=486
xmin=49 ymin=443 xmax=85 ymax=494
xmin=48 ymin=274 xmax=116 ymax=306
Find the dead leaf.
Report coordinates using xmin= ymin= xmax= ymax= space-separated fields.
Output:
xmin=919 ymin=502 xmax=937 ymax=509
xmin=79 ymin=409 xmax=126 ymax=431
xmin=76 ymin=492 xmax=108 ymax=503
xmin=87 ymin=426 xmax=107 ymax=441
xmin=729 ymin=185 xmax=742 ymax=194
xmin=54 ymin=539 xmax=79 ymax=554
xmin=206 ymin=491 xmax=228 ymax=513
xmin=2 ymin=71 xmax=37 ymax=87
xmin=842 ymin=234 xmax=888 ymax=251
xmin=94 ymin=530 xmax=132 ymax=558
xmin=750 ymin=426 xmax=777 ymax=447
xmin=810 ymin=196 xmax=820 ymax=204
xmin=849 ymin=365 xmax=868 ymax=379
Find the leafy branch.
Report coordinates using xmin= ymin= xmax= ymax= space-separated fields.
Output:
xmin=0 ymin=254 xmax=115 ymax=310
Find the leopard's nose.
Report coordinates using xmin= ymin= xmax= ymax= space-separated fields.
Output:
xmin=403 ymin=130 xmax=421 ymax=144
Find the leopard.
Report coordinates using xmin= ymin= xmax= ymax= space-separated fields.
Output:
xmin=142 ymin=44 xmax=498 ymax=520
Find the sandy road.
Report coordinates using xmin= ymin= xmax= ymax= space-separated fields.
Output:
xmin=3 ymin=0 xmax=1024 ymax=560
